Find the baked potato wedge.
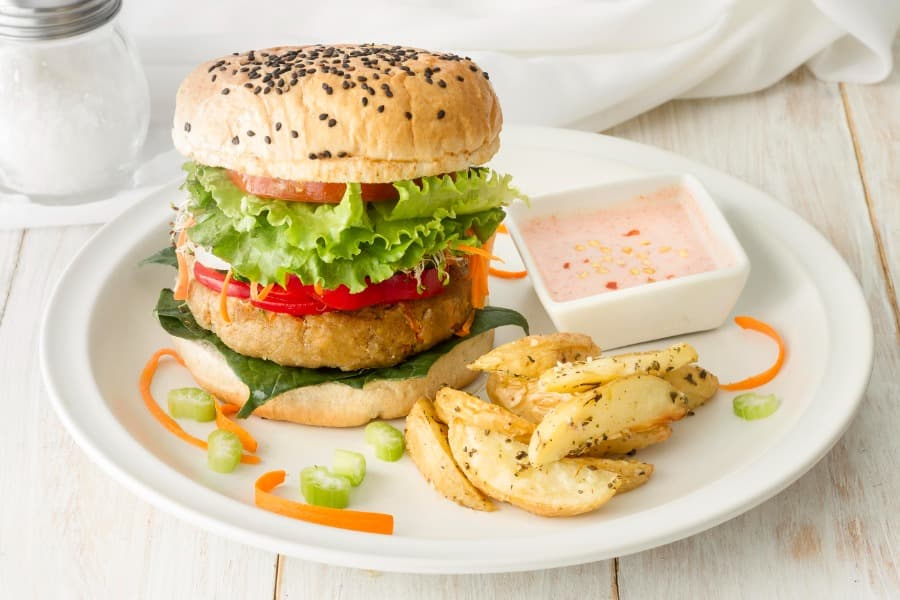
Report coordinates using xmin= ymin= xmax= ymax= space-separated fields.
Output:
xmin=468 ymin=333 xmax=600 ymax=378
xmin=663 ymin=365 xmax=719 ymax=410
xmin=581 ymin=425 xmax=672 ymax=456
xmin=538 ymin=343 xmax=699 ymax=392
xmin=405 ymin=399 xmax=495 ymax=511
xmin=576 ymin=457 xmax=653 ymax=493
xmin=434 ymin=387 xmax=535 ymax=441
xmin=448 ymin=420 xmax=621 ymax=517
xmin=486 ymin=372 xmax=574 ymax=424
xmin=529 ymin=375 xmax=689 ymax=466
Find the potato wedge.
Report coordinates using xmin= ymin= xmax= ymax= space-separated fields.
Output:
xmin=663 ymin=365 xmax=719 ymax=411
xmin=573 ymin=458 xmax=653 ymax=493
xmin=529 ymin=375 xmax=689 ymax=466
xmin=581 ymin=425 xmax=672 ymax=456
xmin=486 ymin=373 xmax=574 ymax=424
xmin=468 ymin=333 xmax=599 ymax=379
xmin=405 ymin=399 xmax=495 ymax=511
xmin=434 ymin=387 xmax=535 ymax=441
xmin=448 ymin=420 xmax=620 ymax=517
xmin=538 ymin=343 xmax=699 ymax=393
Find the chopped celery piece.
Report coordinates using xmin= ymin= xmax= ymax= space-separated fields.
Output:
xmin=364 ymin=421 xmax=405 ymax=462
xmin=207 ymin=430 xmax=242 ymax=473
xmin=300 ymin=466 xmax=352 ymax=508
xmin=333 ymin=449 xmax=366 ymax=486
xmin=733 ymin=393 xmax=780 ymax=421
xmin=167 ymin=387 xmax=216 ymax=422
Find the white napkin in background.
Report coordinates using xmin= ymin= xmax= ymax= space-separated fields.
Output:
xmin=6 ymin=0 xmax=898 ymax=229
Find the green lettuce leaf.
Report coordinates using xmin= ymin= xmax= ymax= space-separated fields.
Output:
xmin=182 ymin=162 xmax=521 ymax=292
xmin=154 ymin=288 xmax=529 ymax=418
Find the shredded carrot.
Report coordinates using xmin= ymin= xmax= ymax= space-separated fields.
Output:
xmin=139 ymin=348 xmax=260 ymax=464
xmin=217 ymin=402 xmax=240 ymax=416
xmin=497 ymin=223 xmax=508 ymax=234
xmin=257 ymin=283 xmax=275 ymax=301
xmin=313 ymin=281 xmax=324 ymax=296
xmin=173 ymin=251 xmax=190 ymax=300
xmin=454 ymin=310 xmax=476 ymax=337
xmin=400 ymin=303 xmax=424 ymax=343
xmin=255 ymin=470 xmax=394 ymax=535
xmin=720 ymin=316 xmax=786 ymax=390
xmin=219 ymin=271 xmax=233 ymax=323
xmin=215 ymin=404 xmax=259 ymax=453
xmin=489 ymin=267 xmax=528 ymax=279
xmin=454 ymin=243 xmax=504 ymax=263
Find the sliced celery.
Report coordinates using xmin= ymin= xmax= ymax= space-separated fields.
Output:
xmin=300 ymin=466 xmax=352 ymax=508
xmin=333 ymin=449 xmax=367 ymax=486
xmin=167 ymin=387 xmax=216 ymax=422
xmin=207 ymin=430 xmax=242 ymax=473
xmin=364 ymin=422 xmax=405 ymax=462
xmin=733 ymin=393 xmax=780 ymax=421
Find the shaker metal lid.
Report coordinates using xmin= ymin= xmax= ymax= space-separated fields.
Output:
xmin=0 ymin=0 xmax=121 ymax=41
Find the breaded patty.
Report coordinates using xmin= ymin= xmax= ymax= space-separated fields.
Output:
xmin=185 ymin=265 xmax=474 ymax=370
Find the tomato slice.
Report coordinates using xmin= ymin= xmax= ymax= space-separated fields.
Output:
xmin=227 ymin=171 xmax=400 ymax=203
xmin=318 ymin=268 xmax=445 ymax=311
xmin=192 ymin=262 xmax=446 ymax=315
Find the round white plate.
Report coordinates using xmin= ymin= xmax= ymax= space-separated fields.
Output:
xmin=40 ymin=125 xmax=872 ymax=574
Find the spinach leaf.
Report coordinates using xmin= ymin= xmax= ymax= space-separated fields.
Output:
xmin=154 ymin=289 xmax=528 ymax=418
xmin=140 ymin=246 xmax=178 ymax=268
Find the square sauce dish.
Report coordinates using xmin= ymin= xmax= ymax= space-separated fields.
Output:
xmin=505 ymin=174 xmax=750 ymax=349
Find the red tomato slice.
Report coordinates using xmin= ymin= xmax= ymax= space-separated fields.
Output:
xmin=227 ymin=171 xmax=400 ymax=203
xmin=193 ymin=262 xmax=330 ymax=315
xmin=192 ymin=262 xmax=446 ymax=315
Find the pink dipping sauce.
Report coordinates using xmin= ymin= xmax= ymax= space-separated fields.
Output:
xmin=520 ymin=185 xmax=732 ymax=302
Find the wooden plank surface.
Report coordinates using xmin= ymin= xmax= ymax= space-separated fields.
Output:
xmin=840 ymin=41 xmax=900 ymax=338
xmin=0 ymin=227 xmax=278 ymax=600
xmin=607 ymin=69 xmax=899 ymax=599
xmin=276 ymin=560 xmax=614 ymax=600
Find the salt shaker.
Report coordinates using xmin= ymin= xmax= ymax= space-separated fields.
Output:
xmin=0 ymin=0 xmax=150 ymax=200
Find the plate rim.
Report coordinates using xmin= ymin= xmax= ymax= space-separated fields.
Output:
xmin=40 ymin=125 xmax=873 ymax=573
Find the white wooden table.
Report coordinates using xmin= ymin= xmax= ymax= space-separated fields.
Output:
xmin=1 ymin=57 xmax=897 ymax=598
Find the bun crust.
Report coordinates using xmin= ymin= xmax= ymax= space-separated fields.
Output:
xmin=172 ymin=44 xmax=502 ymax=183
xmin=171 ymin=331 xmax=494 ymax=427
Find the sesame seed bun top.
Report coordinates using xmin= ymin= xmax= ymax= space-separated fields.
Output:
xmin=172 ymin=44 xmax=502 ymax=183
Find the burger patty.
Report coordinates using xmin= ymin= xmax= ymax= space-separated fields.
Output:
xmin=184 ymin=265 xmax=474 ymax=370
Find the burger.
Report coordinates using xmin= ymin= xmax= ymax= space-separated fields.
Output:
xmin=151 ymin=44 xmax=526 ymax=427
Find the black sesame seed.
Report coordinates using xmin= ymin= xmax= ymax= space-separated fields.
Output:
xmin=254 ymin=86 xmax=261 ymax=94
xmin=319 ymin=113 xmax=328 ymax=120
xmin=291 ymin=130 xmax=299 ymax=138
xmin=437 ymin=109 xmax=445 ymax=119
xmin=309 ymin=153 xmax=318 ymax=160
xmin=221 ymin=88 xmax=230 ymax=95
xmin=243 ymin=82 xmax=253 ymax=88
xmin=211 ymin=74 xmax=217 ymax=82
xmin=264 ymin=136 xmax=271 ymax=144
xmin=231 ymin=136 xmax=240 ymax=145
xmin=322 ymin=83 xmax=333 ymax=95
xmin=342 ymin=80 xmax=350 ymax=89
xmin=405 ymin=112 xmax=412 ymax=120
xmin=322 ymin=150 xmax=331 ymax=158
xmin=246 ymin=130 xmax=255 ymax=137
xmin=456 ymin=75 xmax=464 ymax=82
xmin=275 ymin=122 xmax=282 ymax=131
xmin=469 ymin=65 xmax=478 ymax=72
xmin=361 ymin=97 xmax=368 ymax=106
xmin=438 ymin=79 xmax=446 ymax=88
xmin=183 ymin=122 xmax=191 ymax=133
xmin=263 ymin=87 xmax=271 ymax=94
xmin=483 ymin=71 xmax=489 ymax=79
xmin=377 ymin=105 xmax=384 ymax=113
xmin=328 ymin=118 xmax=337 ymax=127
xmin=337 ymin=151 xmax=347 ymax=158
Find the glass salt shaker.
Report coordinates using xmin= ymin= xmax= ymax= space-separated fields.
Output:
xmin=0 ymin=0 xmax=150 ymax=201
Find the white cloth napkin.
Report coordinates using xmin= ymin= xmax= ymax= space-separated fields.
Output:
xmin=6 ymin=0 xmax=898 ymax=229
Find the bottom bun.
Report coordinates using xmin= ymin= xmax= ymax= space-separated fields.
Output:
xmin=171 ymin=331 xmax=494 ymax=427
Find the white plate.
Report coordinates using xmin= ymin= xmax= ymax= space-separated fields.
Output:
xmin=40 ymin=125 xmax=872 ymax=574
